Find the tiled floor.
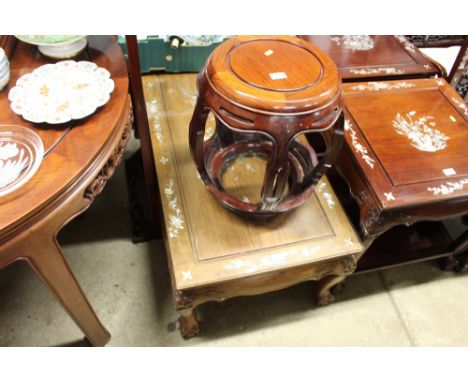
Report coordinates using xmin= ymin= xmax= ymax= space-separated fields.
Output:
xmin=0 ymin=135 xmax=466 ymax=346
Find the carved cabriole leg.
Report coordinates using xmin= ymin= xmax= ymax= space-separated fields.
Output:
xmin=315 ymin=255 xmax=357 ymax=306
xmin=175 ymin=288 xmax=200 ymax=339
xmin=178 ymin=308 xmax=199 ymax=339
xmin=316 ymin=274 xmax=348 ymax=306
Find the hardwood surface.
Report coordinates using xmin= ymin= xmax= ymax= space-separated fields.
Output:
xmin=0 ymin=36 xmax=131 ymax=346
xmin=124 ymin=36 xmax=162 ymax=238
xmin=189 ymin=35 xmax=344 ymax=217
xmin=143 ymin=73 xmax=362 ymax=338
xmin=337 ymin=77 xmax=468 ymax=239
xmin=299 ymin=35 xmax=441 ymax=81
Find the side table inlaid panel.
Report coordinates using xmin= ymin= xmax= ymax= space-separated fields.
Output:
xmin=338 ymin=78 xmax=468 ymax=240
xmin=143 ymin=73 xmax=363 ymax=338
xmin=298 ymin=35 xmax=442 ymax=81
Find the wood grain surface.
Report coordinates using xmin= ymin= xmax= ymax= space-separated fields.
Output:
xmin=143 ymin=73 xmax=362 ymax=291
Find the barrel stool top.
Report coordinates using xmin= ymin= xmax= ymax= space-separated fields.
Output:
xmin=203 ymin=35 xmax=341 ymax=119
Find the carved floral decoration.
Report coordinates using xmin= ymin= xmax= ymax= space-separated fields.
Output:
xmin=350 ymin=67 xmax=404 ymax=75
xmin=395 ymin=35 xmax=416 ymax=53
xmin=164 ymin=179 xmax=185 ymax=239
xmin=330 ymin=35 xmax=374 ymax=51
xmin=392 ymin=111 xmax=449 ymax=152
xmin=351 ymin=82 xmax=415 ymax=92
xmin=451 ymin=97 xmax=468 ymax=117
xmin=427 ymin=179 xmax=468 ymax=196
xmin=345 ymin=119 xmax=375 ymax=169
xmin=317 ymin=180 xmax=335 ymax=209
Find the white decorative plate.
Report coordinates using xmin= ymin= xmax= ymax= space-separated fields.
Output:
xmin=0 ymin=125 xmax=44 ymax=199
xmin=8 ymin=60 xmax=115 ymax=124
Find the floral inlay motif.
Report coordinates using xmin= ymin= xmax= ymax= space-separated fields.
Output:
xmin=159 ymin=156 xmax=169 ymax=165
xmin=345 ymin=119 xmax=375 ymax=169
xmin=146 ymin=99 xmax=163 ymax=144
xmin=330 ymin=35 xmax=374 ymax=51
xmin=395 ymin=35 xmax=416 ymax=53
xmin=182 ymin=271 xmax=193 ymax=281
xmin=349 ymin=67 xmax=404 ymax=75
xmin=224 ymin=252 xmax=290 ymax=273
xmin=427 ymin=179 xmax=468 ymax=195
xmin=451 ymin=97 xmax=468 ymax=117
xmin=164 ymin=179 xmax=185 ymax=239
xmin=0 ymin=142 xmax=29 ymax=188
xmin=180 ymin=88 xmax=197 ymax=104
xmin=384 ymin=192 xmax=395 ymax=201
xmin=351 ymin=82 xmax=415 ymax=92
xmin=392 ymin=111 xmax=449 ymax=152
xmin=317 ymin=181 xmax=335 ymax=209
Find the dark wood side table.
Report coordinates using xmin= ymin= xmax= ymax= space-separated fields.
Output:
xmin=332 ymin=78 xmax=468 ymax=272
xmin=298 ymin=35 xmax=442 ymax=82
xmin=0 ymin=36 xmax=131 ymax=346
xmin=143 ymin=73 xmax=362 ymax=338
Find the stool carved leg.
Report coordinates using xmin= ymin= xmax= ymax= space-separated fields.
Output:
xmin=178 ymin=308 xmax=199 ymax=339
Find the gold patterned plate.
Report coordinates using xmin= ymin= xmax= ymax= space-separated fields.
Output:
xmin=8 ymin=60 xmax=114 ymax=124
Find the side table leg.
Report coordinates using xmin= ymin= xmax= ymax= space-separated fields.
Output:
xmin=178 ymin=308 xmax=199 ymax=339
xmin=26 ymin=236 xmax=111 ymax=346
xmin=315 ymin=274 xmax=347 ymax=306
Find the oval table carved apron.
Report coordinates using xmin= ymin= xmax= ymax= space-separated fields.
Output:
xmin=0 ymin=36 xmax=131 ymax=346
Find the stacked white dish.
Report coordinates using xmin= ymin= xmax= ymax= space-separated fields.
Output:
xmin=0 ymin=48 xmax=10 ymax=91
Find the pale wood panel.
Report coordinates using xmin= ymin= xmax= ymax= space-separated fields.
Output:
xmin=144 ymin=73 xmax=362 ymax=290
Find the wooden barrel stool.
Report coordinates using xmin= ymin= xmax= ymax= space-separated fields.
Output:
xmin=189 ymin=35 xmax=344 ymax=218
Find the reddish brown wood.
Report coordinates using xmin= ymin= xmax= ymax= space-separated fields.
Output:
xmin=189 ymin=35 xmax=344 ymax=217
xmin=0 ymin=36 xmax=131 ymax=346
xmin=0 ymin=35 xmax=17 ymax=58
xmin=299 ymin=35 xmax=441 ymax=82
xmin=337 ymin=78 xmax=468 ymax=241
xmin=125 ymin=35 xmax=162 ymax=238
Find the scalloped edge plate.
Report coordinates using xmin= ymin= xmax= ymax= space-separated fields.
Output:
xmin=8 ymin=60 xmax=115 ymax=124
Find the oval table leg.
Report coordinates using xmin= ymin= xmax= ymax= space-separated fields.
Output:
xmin=25 ymin=236 xmax=111 ymax=346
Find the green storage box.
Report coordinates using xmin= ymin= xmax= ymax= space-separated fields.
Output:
xmin=118 ymin=35 xmax=229 ymax=74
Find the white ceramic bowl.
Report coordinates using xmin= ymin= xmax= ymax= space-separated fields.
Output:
xmin=38 ymin=37 xmax=88 ymax=59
